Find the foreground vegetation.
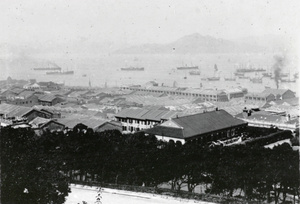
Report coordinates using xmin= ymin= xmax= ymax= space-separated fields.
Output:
xmin=0 ymin=126 xmax=298 ymax=203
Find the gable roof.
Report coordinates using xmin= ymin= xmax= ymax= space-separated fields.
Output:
xmin=0 ymin=103 xmax=32 ymax=118
xmin=115 ymin=108 xmax=184 ymax=121
xmin=145 ymin=110 xmax=247 ymax=139
xmin=170 ymin=110 xmax=246 ymax=138
xmin=38 ymin=94 xmax=58 ymax=102
xmin=262 ymin=88 xmax=293 ymax=96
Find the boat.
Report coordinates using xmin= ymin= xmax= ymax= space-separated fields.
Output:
xmin=189 ymin=70 xmax=200 ymax=75
xmin=207 ymin=77 xmax=220 ymax=81
xmin=177 ymin=66 xmax=199 ymax=70
xmin=46 ymin=70 xmax=74 ymax=75
xmin=234 ymin=72 xmax=245 ymax=76
xmin=250 ymin=77 xmax=262 ymax=83
xmin=224 ymin=77 xmax=236 ymax=81
xmin=120 ymin=67 xmax=144 ymax=71
xmin=238 ymin=76 xmax=250 ymax=79
xmin=262 ymin=73 xmax=272 ymax=77
xmin=281 ymin=79 xmax=296 ymax=83
xmin=82 ymin=74 xmax=87 ymax=77
xmin=235 ymin=68 xmax=266 ymax=73
xmin=33 ymin=67 xmax=62 ymax=71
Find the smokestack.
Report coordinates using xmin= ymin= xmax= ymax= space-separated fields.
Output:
xmin=272 ymin=55 xmax=285 ymax=89
xmin=247 ymin=110 xmax=252 ymax=117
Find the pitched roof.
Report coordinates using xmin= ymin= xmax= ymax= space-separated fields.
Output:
xmin=145 ymin=110 xmax=247 ymax=139
xmin=16 ymin=90 xmax=35 ymax=99
xmin=170 ymin=110 xmax=246 ymax=138
xmin=38 ymin=94 xmax=58 ymax=102
xmin=57 ymin=114 xmax=108 ymax=129
xmin=115 ymin=108 xmax=183 ymax=121
xmin=262 ymin=88 xmax=292 ymax=96
xmin=0 ymin=103 xmax=32 ymax=118
xmin=29 ymin=117 xmax=51 ymax=128
xmin=144 ymin=126 xmax=184 ymax=139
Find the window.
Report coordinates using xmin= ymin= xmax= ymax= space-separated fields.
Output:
xmin=129 ymin=119 xmax=132 ymax=123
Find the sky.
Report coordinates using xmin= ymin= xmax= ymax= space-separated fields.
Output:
xmin=1 ymin=0 xmax=300 ymax=46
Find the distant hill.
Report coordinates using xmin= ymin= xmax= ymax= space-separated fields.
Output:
xmin=114 ymin=33 xmax=292 ymax=54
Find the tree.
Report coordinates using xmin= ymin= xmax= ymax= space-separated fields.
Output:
xmin=1 ymin=127 xmax=70 ymax=204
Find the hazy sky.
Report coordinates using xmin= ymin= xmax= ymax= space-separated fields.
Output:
xmin=1 ymin=0 xmax=300 ymax=45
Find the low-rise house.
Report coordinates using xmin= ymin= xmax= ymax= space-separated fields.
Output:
xmin=29 ymin=117 xmax=65 ymax=134
xmin=23 ymin=82 xmax=40 ymax=91
xmin=38 ymin=94 xmax=64 ymax=106
xmin=245 ymin=88 xmax=295 ymax=103
xmin=223 ymin=88 xmax=245 ymax=99
xmin=38 ymin=81 xmax=62 ymax=90
xmin=235 ymin=110 xmax=298 ymax=131
xmin=57 ymin=114 xmax=109 ymax=131
xmin=7 ymin=90 xmax=39 ymax=107
xmin=144 ymin=109 xmax=247 ymax=144
xmin=261 ymin=88 xmax=295 ymax=100
xmin=94 ymin=121 xmax=122 ymax=133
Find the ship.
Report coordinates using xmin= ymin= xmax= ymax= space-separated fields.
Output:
xmin=280 ymin=79 xmax=296 ymax=83
xmin=262 ymin=73 xmax=272 ymax=77
xmin=33 ymin=67 xmax=62 ymax=71
xmin=177 ymin=66 xmax=199 ymax=70
xmin=238 ymin=76 xmax=250 ymax=79
xmin=189 ymin=70 xmax=201 ymax=75
xmin=281 ymin=79 xmax=296 ymax=83
xmin=207 ymin=77 xmax=220 ymax=81
xmin=235 ymin=68 xmax=266 ymax=73
xmin=46 ymin=70 xmax=74 ymax=75
xmin=250 ymin=77 xmax=262 ymax=83
xmin=234 ymin=72 xmax=245 ymax=76
xmin=224 ymin=77 xmax=236 ymax=81
xmin=120 ymin=67 xmax=144 ymax=71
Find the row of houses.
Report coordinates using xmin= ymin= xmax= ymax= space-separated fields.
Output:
xmin=0 ymin=103 xmax=122 ymax=134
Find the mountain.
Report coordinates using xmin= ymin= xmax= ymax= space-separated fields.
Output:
xmin=114 ymin=33 xmax=290 ymax=54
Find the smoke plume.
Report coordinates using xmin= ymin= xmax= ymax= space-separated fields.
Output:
xmin=272 ymin=55 xmax=285 ymax=89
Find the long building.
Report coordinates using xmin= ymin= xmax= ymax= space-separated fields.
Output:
xmin=144 ymin=109 xmax=248 ymax=144
xmin=115 ymin=107 xmax=185 ymax=133
xmin=122 ymin=86 xmax=231 ymax=102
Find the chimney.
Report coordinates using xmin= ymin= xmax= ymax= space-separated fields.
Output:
xmin=247 ymin=110 xmax=252 ymax=117
xmin=286 ymin=114 xmax=290 ymax=121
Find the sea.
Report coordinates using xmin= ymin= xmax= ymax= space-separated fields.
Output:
xmin=1 ymin=53 xmax=299 ymax=96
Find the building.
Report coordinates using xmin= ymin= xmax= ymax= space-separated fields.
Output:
xmin=235 ymin=110 xmax=298 ymax=131
xmin=38 ymin=94 xmax=64 ymax=106
xmin=122 ymin=85 xmax=229 ymax=102
xmin=29 ymin=117 xmax=65 ymax=134
xmin=7 ymin=90 xmax=39 ymax=107
xmin=115 ymin=107 xmax=185 ymax=133
xmin=261 ymin=89 xmax=295 ymax=100
xmin=94 ymin=121 xmax=122 ymax=133
xmin=144 ymin=109 xmax=247 ymax=144
xmin=57 ymin=114 xmax=109 ymax=131
xmin=245 ymin=88 xmax=295 ymax=103
xmin=23 ymin=82 xmax=40 ymax=91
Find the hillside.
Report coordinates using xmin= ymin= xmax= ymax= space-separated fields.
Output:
xmin=114 ymin=33 xmax=288 ymax=54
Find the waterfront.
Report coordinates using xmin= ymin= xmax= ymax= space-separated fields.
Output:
xmin=1 ymin=53 xmax=298 ymax=95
